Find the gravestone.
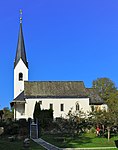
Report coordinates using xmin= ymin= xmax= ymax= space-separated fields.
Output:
xmin=30 ymin=120 xmax=38 ymax=139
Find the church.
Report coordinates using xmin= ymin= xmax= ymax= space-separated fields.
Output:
xmin=10 ymin=14 xmax=106 ymax=120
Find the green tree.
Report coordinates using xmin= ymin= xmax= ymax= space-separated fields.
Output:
xmin=65 ymin=108 xmax=87 ymax=135
xmin=107 ymin=91 xmax=118 ymax=116
xmin=33 ymin=102 xmax=41 ymax=122
xmin=91 ymin=78 xmax=118 ymax=141
xmin=38 ymin=109 xmax=53 ymax=129
xmin=106 ymin=91 xmax=118 ymax=139
xmin=0 ymin=110 xmax=4 ymax=121
xmin=92 ymin=77 xmax=117 ymax=102
xmin=3 ymin=107 xmax=13 ymax=121
xmin=33 ymin=102 xmax=53 ymax=129
xmin=88 ymin=105 xmax=118 ymax=141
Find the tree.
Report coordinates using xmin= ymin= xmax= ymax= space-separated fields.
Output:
xmin=38 ymin=109 xmax=53 ymax=129
xmin=3 ymin=107 xmax=13 ymax=121
xmin=88 ymin=102 xmax=118 ymax=141
xmin=91 ymin=78 xmax=118 ymax=141
xmin=107 ymin=91 xmax=118 ymax=116
xmin=64 ymin=108 xmax=87 ymax=135
xmin=0 ymin=110 xmax=4 ymax=121
xmin=88 ymin=109 xmax=107 ymax=138
xmin=33 ymin=102 xmax=53 ymax=129
xmin=106 ymin=91 xmax=118 ymax=139
xmin=33 ymin=102 xmax=41 ymax=122
xmin=92 ymin=77 xmax=117 ymax=102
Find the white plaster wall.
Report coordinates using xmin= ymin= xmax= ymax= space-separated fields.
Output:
xmin=15 ymin=100 xmax=108 ymax=120
xmin=23 ymin=98 xmax=90 ymax=119
xmin=100 ymin=104 xmax=108 ymax=111
xmin=14 ymin=59 xmax=28 ymax=98
xmin=15 ymin=103 xmax=26 ymax=120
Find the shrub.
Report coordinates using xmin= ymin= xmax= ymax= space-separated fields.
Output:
xmin=4 ymin=122 xmax=19 ymax=135
xmin=90 ymin=127 xmax=96 ymax=133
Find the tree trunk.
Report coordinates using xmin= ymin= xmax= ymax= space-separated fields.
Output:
xmin=107 ymin=126 xmax=110 ymax=141
xmin=102 ymin=124 xmax=105 ymax=136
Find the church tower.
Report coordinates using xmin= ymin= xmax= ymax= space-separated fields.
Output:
xmin=14 ymin=10 xmax=28 ymax=98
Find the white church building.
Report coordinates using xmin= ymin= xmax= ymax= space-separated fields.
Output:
xmin=10 ymin=15 xmax=106 ymax=120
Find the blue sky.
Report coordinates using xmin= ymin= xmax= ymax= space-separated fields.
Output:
xmin=0 ymin=0 xmax=118 ymax=109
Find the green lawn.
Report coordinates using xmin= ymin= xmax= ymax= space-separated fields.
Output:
xmin=0 ymin=138 xmax=45 ymax=150
xmin=0 ymin=133 xmax=118 ymax=150
xmin=42 ymin=133 xmax=118 ymax=149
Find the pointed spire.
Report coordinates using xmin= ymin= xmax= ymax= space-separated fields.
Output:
xmin=14 ymin=10 xmax=28 ymax=68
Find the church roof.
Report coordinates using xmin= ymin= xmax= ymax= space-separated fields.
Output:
xmin=10 ymin=91 xmax=25 ymax=107
xmin=14 ymin=22 xmax=28 ymax=68
xmin=23 ymin=81 xmax=104 ymax=104
xmin=86 ymin=88 xmax=104 ymax=104
xmin=13 ymin=91 xmax=25 ymax=101
xmin=11 ymin=81 xmax=104 ymax=106
xmin=24 ymin=81 xmax=88 ymax=98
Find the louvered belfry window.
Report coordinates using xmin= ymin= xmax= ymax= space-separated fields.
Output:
xmin=19 ymin=72 xmax=23 ymax=81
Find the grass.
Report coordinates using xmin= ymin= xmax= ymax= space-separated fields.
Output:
xmin=0 ymin=137 xmax=46 ymax=150
xmin=42 ymin=132 xmax=118 ymax=149
xmin=0 ymin=133 xmax=118 ymax=150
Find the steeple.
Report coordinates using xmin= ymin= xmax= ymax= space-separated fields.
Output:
xmin=14 ymin=10 xmax=28 ymax=68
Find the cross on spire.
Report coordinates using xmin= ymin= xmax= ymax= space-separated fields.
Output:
xmin=20 ymin=9 xmax=22 ymax=23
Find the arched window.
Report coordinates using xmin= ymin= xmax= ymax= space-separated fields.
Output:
xmin=19 ymin=73 xmax=23 ymax=81
xmin=76 ymin=103 xmax=79 ymax=111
